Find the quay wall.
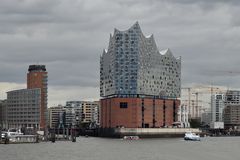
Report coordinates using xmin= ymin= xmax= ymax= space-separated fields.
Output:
xmin=98 ymin=128 xmax=201 ymax=138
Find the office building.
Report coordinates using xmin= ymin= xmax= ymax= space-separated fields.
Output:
xmin=4 ymin=64 xmax=47 ymax=130
xmin=224 ymin=105 xmax=240 ymax=128
xmin=0 ymin=100 xmax=7 ymax=129
xmin=48 ymin=105 xmax=65 ymax=128
xmin=65 ymin=101 xmax=82 ymax=127
xmin=81 ymin=101 xmax=100 ymax=124
xmin=66 ymin=101 xmax=100 ymax=124
xmin=211 ymin=94 xmax=225 ymax=122
xmin=66 ymin=101 xmax=82 ymax=108
xmin=27 ymin=65 xmax=48 ymax=129
xmin=7 ymin=89 xmax=41 ymax=129
xmin=223 ymin=90 xmax=240 ymax=128
xmin=225 ymin=90 xmax=240 ymax=105
xmin=48 ymin=101 xmax=100 ymax=128
xmin=201 ymin=109 xmax=212 ymax=126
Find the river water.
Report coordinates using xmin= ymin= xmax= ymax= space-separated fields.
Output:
xmin=0 ymin=137 xmax=239 ymax=160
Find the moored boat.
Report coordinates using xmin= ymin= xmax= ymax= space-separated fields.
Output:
xmin=7 ymin=128 xmax=23 ymax=137
xmin=123 ymin=136 xmax=140 ymax=140
xmin=184 ymin=131 xmax=200 ymax=141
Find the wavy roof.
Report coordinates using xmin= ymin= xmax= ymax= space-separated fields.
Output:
xmin=103 ymin=22 xmax=180 ymax=60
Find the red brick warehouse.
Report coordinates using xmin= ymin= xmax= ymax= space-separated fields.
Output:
xmin=101 ymin=97 xmax=179 ymax=128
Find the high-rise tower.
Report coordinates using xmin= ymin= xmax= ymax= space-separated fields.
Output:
xmin=27 ymin=65 xmax=48 ymax=129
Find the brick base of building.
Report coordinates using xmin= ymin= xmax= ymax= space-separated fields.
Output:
xmin=100 ymin=97 xmax=180 ymax=128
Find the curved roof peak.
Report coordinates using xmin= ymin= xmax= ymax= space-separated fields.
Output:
xmin=146 ymin=34 xmax=153 ymax=38
xmin=160 ymin=48 xmax=172 ymax=56
xmin=114 ymin=21 xmax=142 ymax=33
xmin=129 ymin=21 xmax=141 ymax=32
xmin=132 ymin=21 xmax=140 ymax=28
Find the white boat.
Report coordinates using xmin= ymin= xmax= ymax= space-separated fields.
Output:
xmin=7 ymin=129 xmax=23 ymax=137
xmin=6 ymin=129 xmax=23 ymax=142
xmin=123 ymin=136 xmax=140 ymax=140
xmin=184 ymin=131 xmax=200 ymax=141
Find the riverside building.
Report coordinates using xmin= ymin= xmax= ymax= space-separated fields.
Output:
xmin=48 ymin=105 xmax=65 ymax=128
xmin=48 ymin=101 xmax=100 ymax=129
xmin=100 ymin=22 xmax=181 ymax=128
xmin=7 ymin=89 xmax=41 ymax=129
xmin=27 ymin=65 xmax=48 ymax=129
xmin=66 ymin=101 xmax=100 ymax=125
xmin=223 ymin=105 xmax=240 ymax=128
xmin=210 ymin=94 xmax=225 ymax=129
xmin=223 ymin=90 xmax=240 ymax=128
xmin=211 ymin=94 xmax=225 ymax=122
xmin=0 ymin=100 xmax=7 ymax=129
xmin=5 ymin=64 xmax=48 ymax=130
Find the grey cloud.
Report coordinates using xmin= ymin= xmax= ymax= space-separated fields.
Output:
xmin=0 ymin=0 xmax=59 ymax=14
xmin=1 ymin=0 xmax=240 ymax=104
xmin=167 ymin=0 xmax=240 ymax=5
xmin=0 ymin=63 xmax=27 ymax=83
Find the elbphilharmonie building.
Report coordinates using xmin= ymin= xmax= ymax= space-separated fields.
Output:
xmin=100 ymin=22 xmax=181 ymax=129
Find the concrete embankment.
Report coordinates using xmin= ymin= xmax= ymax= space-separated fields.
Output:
xmin=97 ymin=128 xmax=201 ymax=138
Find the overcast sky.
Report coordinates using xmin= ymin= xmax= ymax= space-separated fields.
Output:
xmin=1 ymin=0 xmax=240 ymax=106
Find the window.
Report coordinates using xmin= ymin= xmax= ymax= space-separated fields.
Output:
xmin=120 ymin=102 xmax=128 ymax=109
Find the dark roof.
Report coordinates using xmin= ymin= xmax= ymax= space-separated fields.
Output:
xmin=28 ymin=65 xmax=46 ymax=72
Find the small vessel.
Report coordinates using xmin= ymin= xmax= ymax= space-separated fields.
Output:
xmin=6 ymin=129 xmax=23 ymax=142
xmin=7 ymin=128 xmax=23 ymax=137
xmin=184 ymin=131 xmax=200 ymax=141
xmin=123 ymin=136 xmax=140 ymax=140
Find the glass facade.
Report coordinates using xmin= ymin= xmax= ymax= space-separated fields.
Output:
xmin=100 ymin=22 xmax=181 ymax=98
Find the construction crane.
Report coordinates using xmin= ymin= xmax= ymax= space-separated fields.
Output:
xmin=182 ymin=86 xmax=226 ymax=119
xmin=205 ymin=70 xmax=240 ymax=89
xmin=213 ymin=70 xmax=240 ymax=75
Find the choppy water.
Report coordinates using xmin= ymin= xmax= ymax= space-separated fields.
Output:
xmin=0 ymin=137 xmax=240 ymax=160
